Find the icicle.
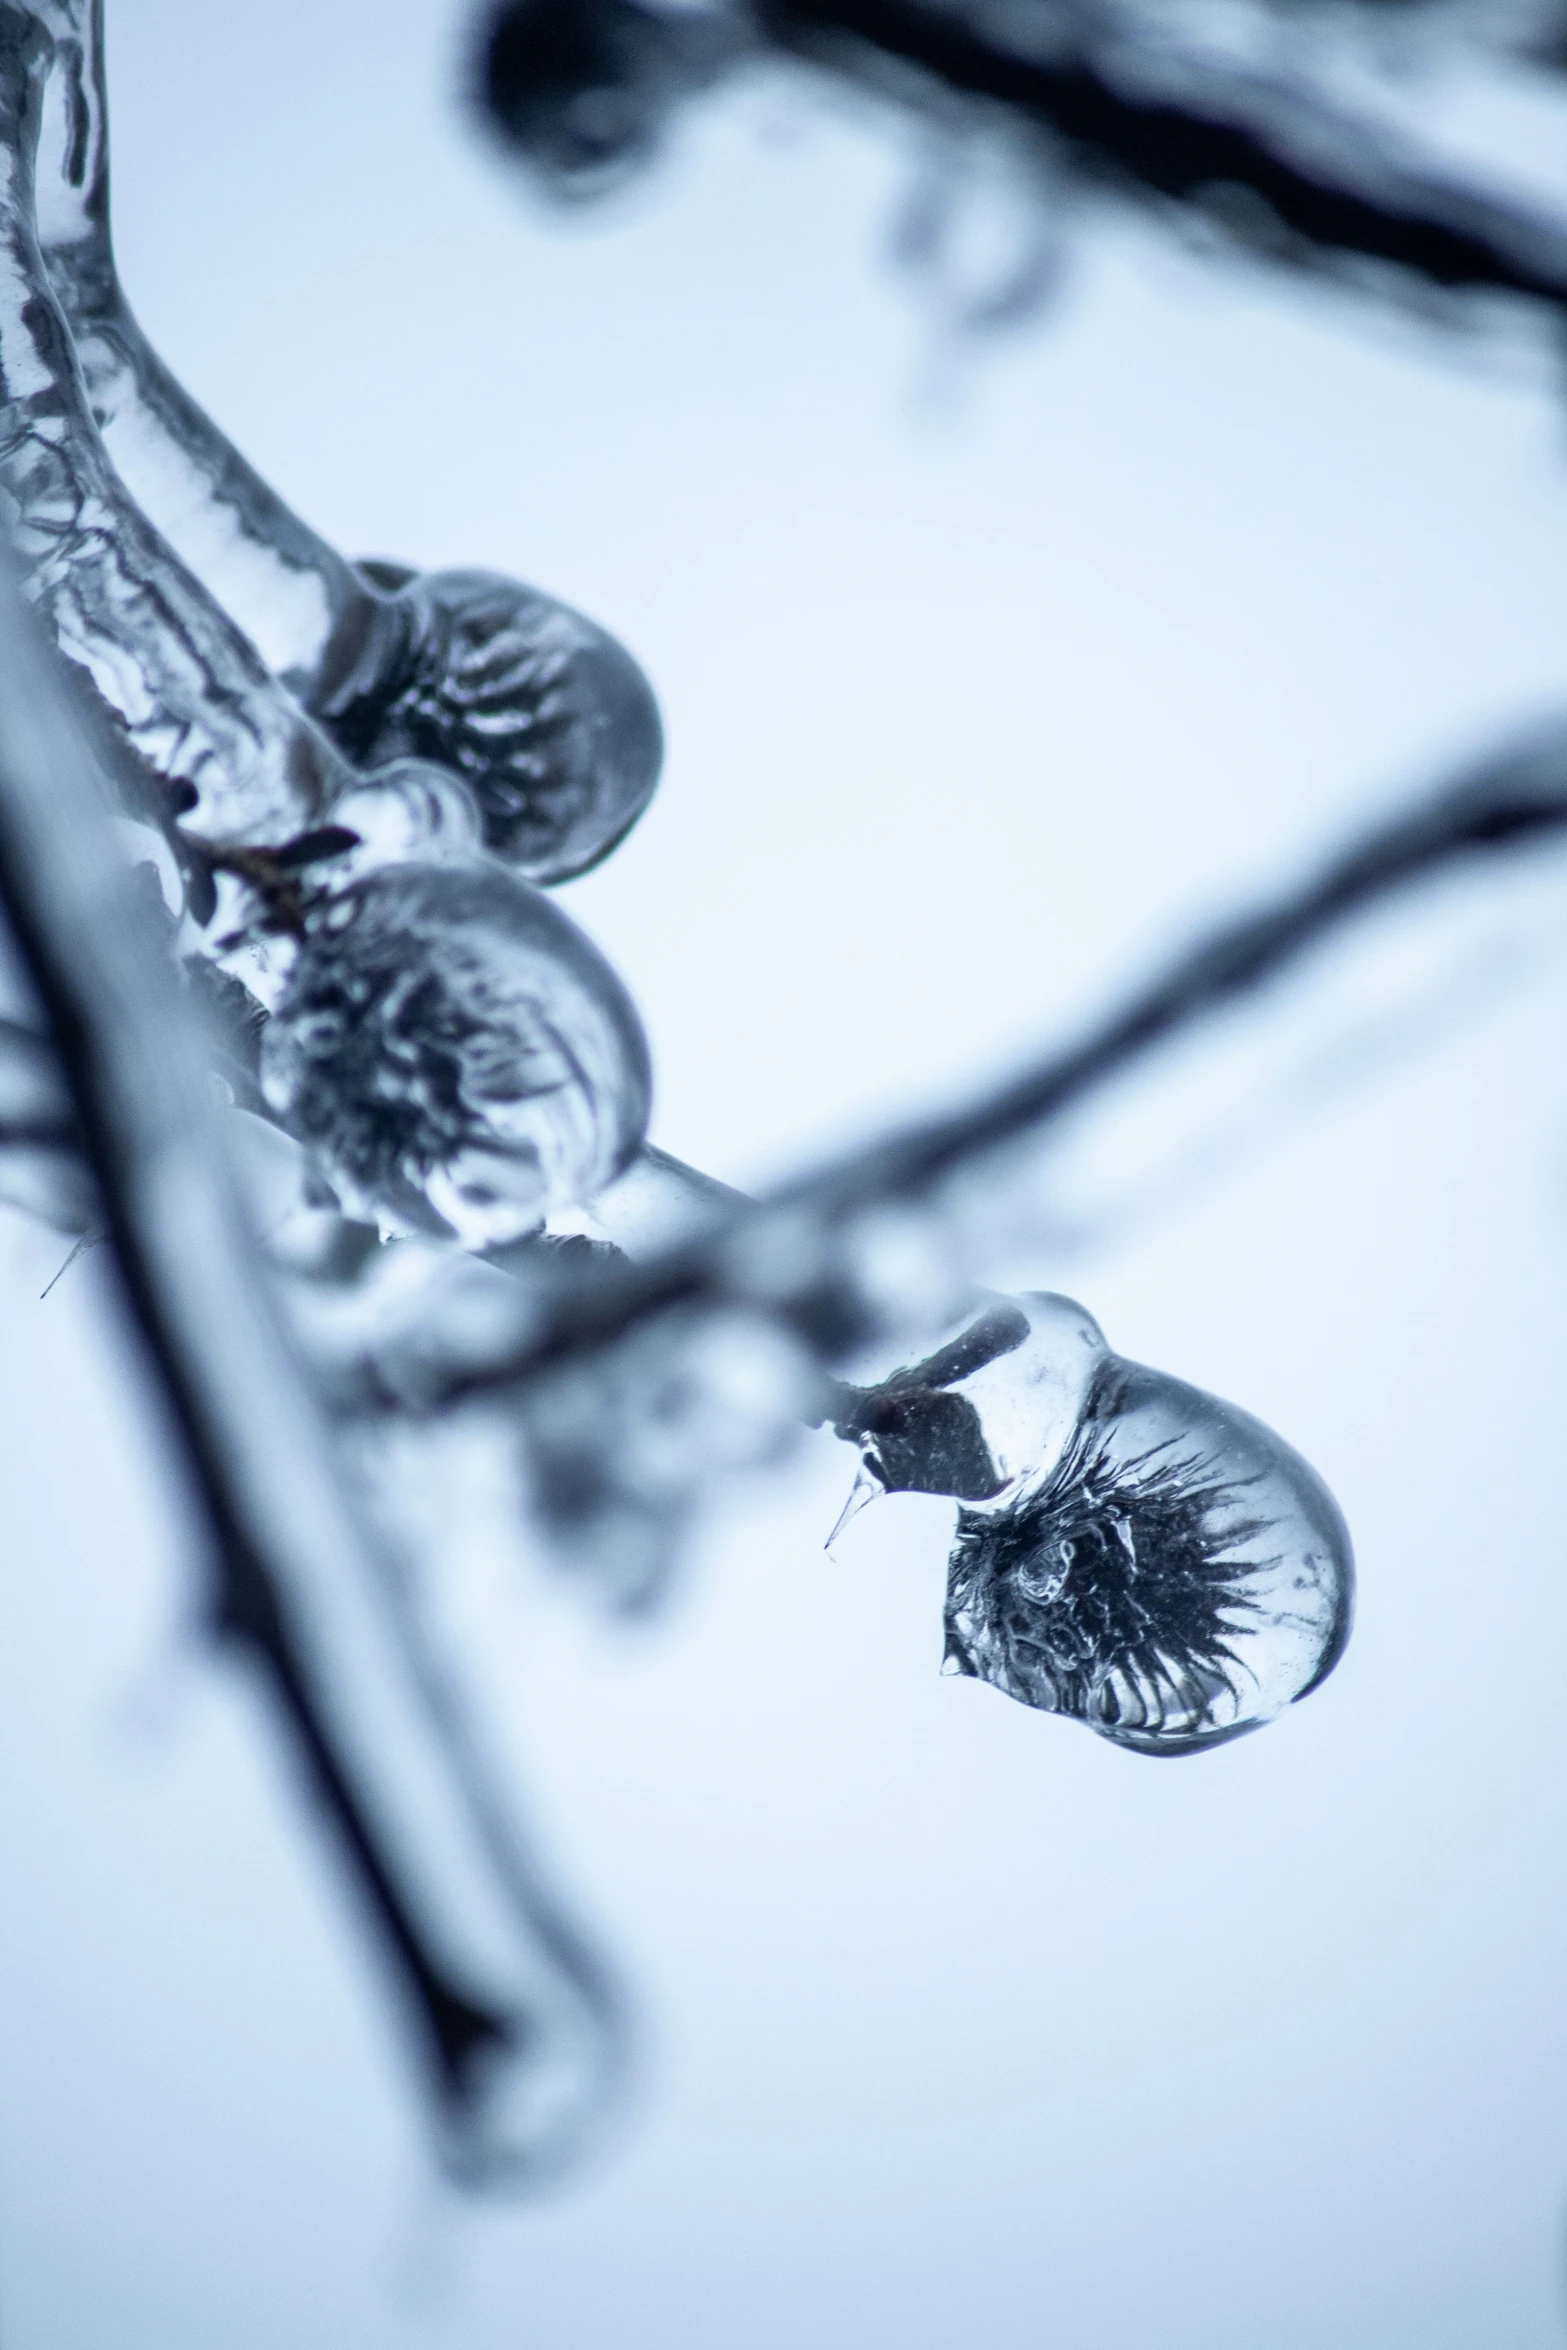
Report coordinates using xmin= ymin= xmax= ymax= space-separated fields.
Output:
xmin=835 ymin=1292 xmax=1353 ymax=1753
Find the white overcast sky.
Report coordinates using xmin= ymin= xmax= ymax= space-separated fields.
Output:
xmin=3 ymin=4 xmax=1567 ymax=2345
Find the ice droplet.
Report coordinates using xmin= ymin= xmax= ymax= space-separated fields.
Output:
xmin=834 ymin=1291 xmax=1353 ymax=1754
xmin=260 ymin=862 xmax=651 ymax=1248
xmin=314 ymin=570 xmax=663 ymax=886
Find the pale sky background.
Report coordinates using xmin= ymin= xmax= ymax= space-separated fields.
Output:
xmin=3 ymin=3 xmax=1567 ymax=2344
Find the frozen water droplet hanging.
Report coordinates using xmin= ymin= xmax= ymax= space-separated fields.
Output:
xmin=835 ymin=1291 xmax=1353 ymax=1753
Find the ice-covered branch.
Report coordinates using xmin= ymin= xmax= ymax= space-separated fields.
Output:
xmin=34 ymin=0 xmax=663 ymax=884
xmin=0 ymin=560 xmax=630 ymax=2188
xmin=33 ymin=0 xmax=366 ymax=686
xmin=0 ymin=2 xmax=364 ymax=851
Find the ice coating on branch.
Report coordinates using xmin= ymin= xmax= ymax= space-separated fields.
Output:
xmin=314 ymin=570 xmax=663 ymax=885
xmin=29 ymin=12 xmax=661 ymax=892
xmin=0 ymin=12 xmax=357 ymax=859
xmin=834 ymin=1292 xmax=1352 ymax=1754
xmin=0 ymin=0 xmax=659 ymax=1256
xmin=261 ymin=863 xmax=651 ymax=1247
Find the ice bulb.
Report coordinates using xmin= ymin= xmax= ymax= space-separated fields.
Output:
xmin=261 ymin=861 xmax=650 ymax=1248
xmin=314 ymin=570 xmax=663 ymax=885
xmin=834 ymin=1292 xmax=1353 ymax=1755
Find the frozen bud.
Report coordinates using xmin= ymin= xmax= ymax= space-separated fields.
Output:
xmin=260 ymin=862 xmax=651 ymax=1248
xmin=315 ymin=570 xmax=663 ymax=884
xmin=835 ymin=1291 xmax=1353 ymax=1755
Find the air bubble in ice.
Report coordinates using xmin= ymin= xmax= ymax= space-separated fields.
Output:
xmin=260 ymin=862 xmax=651 ymax=1247
xmin=313 ymin=570 xmax=663 ymax=885
xmin=834 ymin=1291 xmax=1353 ymax=1754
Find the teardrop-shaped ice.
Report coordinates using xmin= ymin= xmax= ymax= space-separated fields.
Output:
xmin=312 ymin=570 xmax=664 ymax=885
xmin=260 ymin=863 xmax=651 ymax=1248
xmin=834 ymin=1292 xmax=1353 ymax=1754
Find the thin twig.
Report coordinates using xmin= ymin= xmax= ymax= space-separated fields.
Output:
xmin=762 ymin=0 xmax=1567 ymax=311
xmin=428 ymin=714 xmax=1567 ymax=1397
